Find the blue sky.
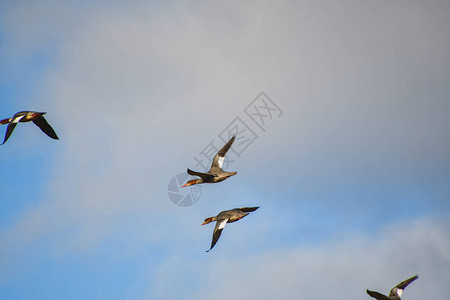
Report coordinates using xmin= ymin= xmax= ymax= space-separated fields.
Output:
xmin=1 ymin=0 xmax=449 ymax=299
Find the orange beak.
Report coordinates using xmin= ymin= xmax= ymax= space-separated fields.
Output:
xmin=202 ymin=217 xmax=212 ymax=225
xmin=180 ymin=182 xmax=190 ymax=188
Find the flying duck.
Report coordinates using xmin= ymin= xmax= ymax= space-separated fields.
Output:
xmin=181 ymin=135 xmax=237 ymax=187
xmin=367 ymin=275 xmax=418 ymax=300
xmin=201 ymin=206 xmax=259 ymax=252
xmin=1 ymin=111 xmax=59 ymax=144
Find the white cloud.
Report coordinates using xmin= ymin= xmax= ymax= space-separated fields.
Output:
xmin=0 ymin=0 xmax=449 ymax=297
xmin=173 ymin=217 xmax=450 ymax=300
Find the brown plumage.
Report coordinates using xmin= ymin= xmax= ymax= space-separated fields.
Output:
xmin=181 ymin=136 xmax=237 ymax=187
xmin=367 ymin=275 xmax=418 ymax=300
xmin=201 ymin=207 xmax=259 ymax=252
xmin=1 ymin=111 xmax=59 ymax=145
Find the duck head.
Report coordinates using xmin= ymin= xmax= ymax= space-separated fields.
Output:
xmin=201 ymin=217 xmax=216 ymax=225
xmin=0 ymin=118 xmax=10 ymax=125
xmin=180 ymin=178 xmax=202 ymax=188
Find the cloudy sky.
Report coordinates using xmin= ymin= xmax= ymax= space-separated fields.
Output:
xmin=1 ymin=0 xmax=449 ymax=299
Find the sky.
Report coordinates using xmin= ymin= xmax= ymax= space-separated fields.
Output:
xmin=0 ymin=0 xmax=449 ymax=299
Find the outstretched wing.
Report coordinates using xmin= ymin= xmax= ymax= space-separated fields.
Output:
xmin=235 ymin=207 xmax=259 ymax=213
xmin=33 ymin=116 xmax=59 ymax=140
xmin=389 ymin=275 xmax=418 ymax=297
xmin=187 ymin=169 xmax=215 ymax=182
xmin=395 ymin=275 xmax=418 ymax=290
xmin=209 ymin=136 xmax=235 ymax=172
xmin=1 ymin=122 xmax=18 ymax=145
xmin=206 ymin=218 xmax=228 ymax=252
xmin=366 ymin=290 xmax=390 ymax=300
xmin=1 ymin=113 xmax=28 ymax=144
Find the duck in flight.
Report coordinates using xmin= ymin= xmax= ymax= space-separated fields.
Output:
xmin=0 ymin=111 xmax=59 ymax=145
xmin=367 ymin=275 xmax=418 ymax=299
xmin=201 ymin=207 xmax=259 ymax=252
xmin=181 ymin=135 xmax=237 ymax=187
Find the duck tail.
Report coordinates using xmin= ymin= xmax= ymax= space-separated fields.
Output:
xmin=0 ymin=118 xmax=10 ymax=125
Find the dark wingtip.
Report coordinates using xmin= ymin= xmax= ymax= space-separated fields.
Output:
xmin=407 ymin=274 xmax=419 ymax=284
xmin=397 ymin=274 xmax=419 ymax=289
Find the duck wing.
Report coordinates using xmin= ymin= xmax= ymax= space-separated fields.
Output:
xmin=187 ymin=169 xmax=215 ymax=182
xmin=395 ymin=275 xmax=418 ymax=290
xmin=1 ymin=114 xmax=26 ymax=145
xmin=33 ymin=116 xmax=59 ymax=140
xmin=1 ymin=122 xmax=18 ymax=145
xmin=209 ymin=135 xmax=235 ymax=173
xmin=206 ymin=218 xmax=228 ymax=252
xmin=388 ymin=275 xmax=418 ymax=298
xmin=366 ymin=290 xmax=390 ymax=300
xmin=235 ymin=207 xmax=259 ymax=213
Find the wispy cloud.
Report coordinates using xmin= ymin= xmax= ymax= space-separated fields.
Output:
xmin=0 ymin=0 xmax=449 ymax=298
xmin=187 ymin=217 xmax=450 ymax=300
